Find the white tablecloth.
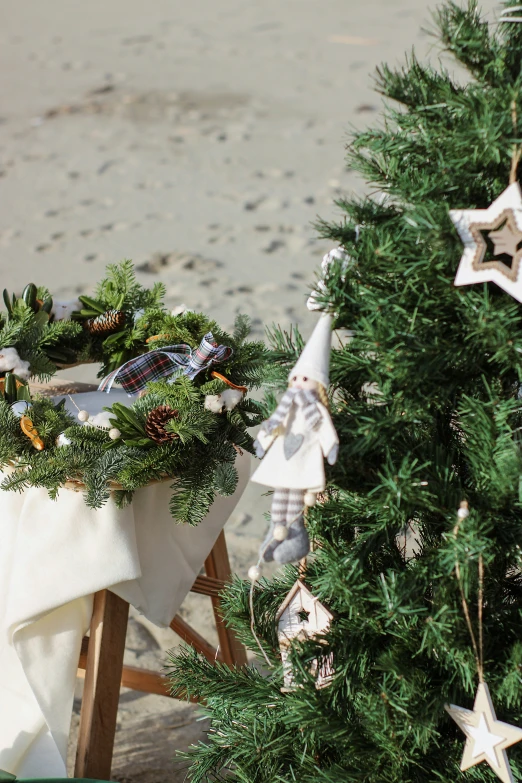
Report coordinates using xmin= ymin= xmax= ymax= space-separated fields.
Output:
xmin=0 ymin=451 xmax=250 ymax=777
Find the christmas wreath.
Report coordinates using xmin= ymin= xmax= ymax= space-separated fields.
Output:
xmin=0 ymin=262 xmax=267 ymax=523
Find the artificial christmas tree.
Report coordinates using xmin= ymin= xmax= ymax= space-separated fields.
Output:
xmin=167 ymin=2 xmax=522 ymax=781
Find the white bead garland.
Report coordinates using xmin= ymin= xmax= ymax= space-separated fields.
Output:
xmin=248 ymin=565 xmax=261 ymax=582
xmin=77 ymin=410 xmax=89 ymax=422
xmin=457 ymin=503 xmax=469 ymax=519
xmin=109 ymin=428 xmax=121 ymax=440
xmin=304 ymin=491 xmax=317 ymax=507
xmin=273 ymin=524 xmax=288 ymax=541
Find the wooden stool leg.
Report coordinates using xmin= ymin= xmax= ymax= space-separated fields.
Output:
xmin=204 ymin=531 xmax=248 ymax=667
xmin=75 ymin=589 xmax=129 ymax=778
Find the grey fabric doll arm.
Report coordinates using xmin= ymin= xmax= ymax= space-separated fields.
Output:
xmin=327 ymin=442 xmax=339 ymax=465
xmin=317 ymin=402 xmax=339 ymax=464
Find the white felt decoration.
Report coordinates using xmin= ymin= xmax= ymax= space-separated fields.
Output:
xmin=88 ymin=411 xmax=114 ymax=429
xmin=56 ymin=433 xmax=72 ymax=447
xmin=51 ymin=299 xmax=81 ymax=321
xmin=276 ymin=580 xmax=333 ymax=691
xmin=0 ymin=347 xmax=31 ymax=380
xmin=220 ymin=388 xmax=243 ymax=410
xmin=451 ymin=183 xmax=522 ymax=302
xmin=204 ymin=388 xmax=244 ymax=414
xmin=204 ymin=395 xmax=225 ymax=413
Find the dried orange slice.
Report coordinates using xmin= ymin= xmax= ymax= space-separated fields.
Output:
xmin=146 ymin=333 xmax=170 ymax=344
xmin=20 ymin=415 xmax=45 ymax=451
xmin=211 ymin=371 xmax=247 ymax=393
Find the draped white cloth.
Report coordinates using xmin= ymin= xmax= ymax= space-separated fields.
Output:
xmin=0 ymin=451 xmax=250 ymax=777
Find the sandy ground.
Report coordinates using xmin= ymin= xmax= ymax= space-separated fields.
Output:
xmin=0 ymin=0 xmax=498 ymax=780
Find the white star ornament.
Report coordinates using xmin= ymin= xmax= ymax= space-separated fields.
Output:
xmin=450 ymin=183 xmax=522 ymax=302
xmin=445 ymin=681 xmax=522 ymax=783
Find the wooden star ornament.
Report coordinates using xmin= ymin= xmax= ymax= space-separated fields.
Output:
xmin=450 ymin=183 xmax=522 ymax=301
xmin=445 ymin=682 xmax=522 ymax=783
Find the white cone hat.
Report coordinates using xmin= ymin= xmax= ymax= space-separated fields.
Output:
xmin=289 ymin=312 xmax=333 ymax=388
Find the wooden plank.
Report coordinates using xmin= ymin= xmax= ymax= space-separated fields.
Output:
xmin=77 ymin=662 xmax=197 ymax=703
xmin=78 ymin=618 xmax=215 ymax=698
xmin=31 ymin=378 xmax=99 ymax=397
xmin=191 ymin=573 xmax=226 ymax=596
xmin=75 ymin=590 xmax=129 ymax=779
xmin=204 ymin=531 xmax=248 ymax=668
xmin=77 ymin=659 xmax=177 ymax=699
xmin=170 ymin=614 xmax=222 ymax=664
xmin=121 ymin=664 xmax=197 ymax=703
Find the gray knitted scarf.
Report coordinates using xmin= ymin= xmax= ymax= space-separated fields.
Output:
xmin=264 ymin=387 xmax=322 ymax=433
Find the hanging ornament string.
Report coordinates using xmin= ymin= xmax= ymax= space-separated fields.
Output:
xmin=67 ymin=394 xmax=121 ymax=440
xmin=453 ymin=501 xmax=485 ymax=683
xmin=445 ymin=501 xmax=522 ymax=783
xmin=248 ymin=536 xmax=275 ymax=669
xmin=510 ymin=99 xmax=521 ymax=186
xmin=247 ymin=502 xmax=307 ymax=669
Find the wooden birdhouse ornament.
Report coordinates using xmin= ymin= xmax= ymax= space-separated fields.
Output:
xmin=275 ymin=580 xmax=333 ymax=691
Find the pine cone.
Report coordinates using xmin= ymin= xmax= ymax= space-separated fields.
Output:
xmin=84 ymin=309 xmax=125 ymax=335
xmin=145 ymin=405 xmax=179 ymax=444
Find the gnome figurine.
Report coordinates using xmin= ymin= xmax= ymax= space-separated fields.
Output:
xmin=252 ymin=313 xmax=339 ymax=564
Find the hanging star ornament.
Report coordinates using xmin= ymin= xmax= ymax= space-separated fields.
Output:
xmin=445 ymin=682 xmax=522 ymax=783
xmin=450 ymin=182 xmax=522 ymax=301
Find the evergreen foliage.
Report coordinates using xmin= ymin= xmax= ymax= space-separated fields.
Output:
xmin=0 ymin=299 xmax=82 ymax=379
xmin=167 ymin=3 xmax=522 ymax=781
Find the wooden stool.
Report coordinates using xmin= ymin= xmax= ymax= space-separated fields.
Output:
xmin=74 ymin=530 xmax=247 ymax=779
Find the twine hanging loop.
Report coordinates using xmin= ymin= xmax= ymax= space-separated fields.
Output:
xmin=453 ymin=501 xmax=485 ymax=682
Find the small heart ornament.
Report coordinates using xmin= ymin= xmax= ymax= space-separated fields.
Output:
xmin=284 ymin=432 xmax=304 ymax=460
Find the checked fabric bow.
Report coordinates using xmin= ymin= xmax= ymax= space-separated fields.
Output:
xmin=98 ymin=332 xmax=233 ymax=394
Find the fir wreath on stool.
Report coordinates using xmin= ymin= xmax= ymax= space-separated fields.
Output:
xmin=0 ymin=261 xmax=267 ymax=523
xmin=167 ymin=3 xmax=522 ymax=783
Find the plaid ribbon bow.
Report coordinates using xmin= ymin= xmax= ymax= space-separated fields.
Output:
xmin=98 ymin=332 xmax=233 ymax=394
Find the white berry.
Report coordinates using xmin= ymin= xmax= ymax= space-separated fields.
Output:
xmin=56 ymin=432 xmax=72 ymax=447
xmin=304 ymin=491 xmax=317 ymax=507
xmin=273 ymin=524 xmax=288 ymax=541
xmin=77 ymin=410 xmax=89 ymax=422
xmin=109 ymin=428 xmax=121 ymax=440
xmin=457 ymin=506 xmax=469 ymax=519
xmin=248 ymin=565 xmax=261 ymax=582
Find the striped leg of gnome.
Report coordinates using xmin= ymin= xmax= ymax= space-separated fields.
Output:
xmin=260 ymin=487 xmax=290 ymax=562
xmin=273 ymin=489 xmax=310 ymax=564
xmin=260 ymin=488 xmax=310 ymax=564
